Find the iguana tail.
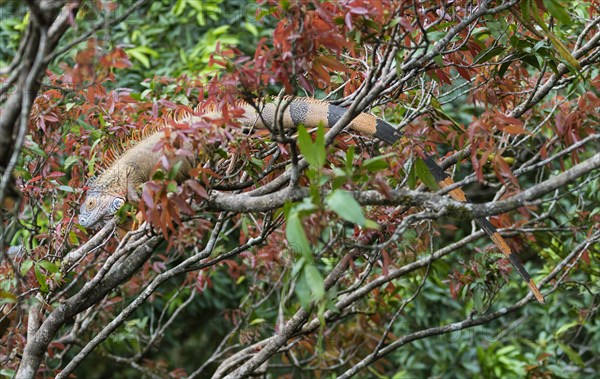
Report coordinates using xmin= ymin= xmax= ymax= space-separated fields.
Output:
xmin=239 ymin=98 xmax=403 ymax=143
xmin=419 ymin=151 xmax=545 ymax=304
xmin=265 ymin=99 xmax=544 ymax=304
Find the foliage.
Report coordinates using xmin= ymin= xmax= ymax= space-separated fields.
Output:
xmin=1 ymin=1 xmax=599 ymax=378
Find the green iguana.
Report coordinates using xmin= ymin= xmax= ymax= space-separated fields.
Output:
xmin=79 ymin=98 xmax=545 ymax=304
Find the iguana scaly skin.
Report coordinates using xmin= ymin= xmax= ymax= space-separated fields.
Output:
xmin=79 ymin=98 xmax=544 ymax=304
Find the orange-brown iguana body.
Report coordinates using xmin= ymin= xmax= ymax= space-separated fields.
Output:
xmin=79 ymin=98 xmax=544 ymax=304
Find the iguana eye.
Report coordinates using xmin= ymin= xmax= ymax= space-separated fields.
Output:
xmin=87 ymin=199 xmax=95 ymax=207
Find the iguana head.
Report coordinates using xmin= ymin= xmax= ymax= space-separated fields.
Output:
xmin=79 ymin=190 xmax=125 ymax=229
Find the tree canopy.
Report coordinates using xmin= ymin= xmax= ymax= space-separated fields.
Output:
xmin=1 ymin=1 xmax=599 ymax=378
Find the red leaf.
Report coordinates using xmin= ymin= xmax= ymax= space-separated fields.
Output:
xmin=456 ymin=66 xmax=471 ymax=81
xmin=172 ymin=195 xmax=194 ymax=215
xmin=142 ymin=189 xmax=155 ymax=210
xmin=350 ymin=7 xmax=369 ymax=14
xmin=540 ymin=143 xmax=548 ymax=160
xmin=494 ymin=154 xmax=518 ymax=186
xmin=344 ymin=12 xmax=353 ymax=29
xmin=495 ymin=113 xmax=524 ymax=126
xmin=186 ymin=180 xmax=208 ymax=198
xmin=435 ymin=69 xmax=453 ymax=85
xmin=315 ymin=55 xmax=349 ymax=72
xmin=152 ymin=261 xmax=167 ymax=273
xmin=501 ymin=124 xmax=529 ymax=135
xmin=43 ymin=114 xmax=60 ymax=122
xmin=75 ymin=49 xmax=95 ymax=65
xmin=381 ymin=250 xmax=390 ymax=277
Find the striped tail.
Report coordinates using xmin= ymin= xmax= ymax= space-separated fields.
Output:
xmin=251 ymin=98 xmax=544 ymax=304
xmin=420 ymin=152 xmax=545 ymax=304
xmin=320 ymin=105 xmax=544 ymax=305
xmin=240 ymin=98 xmax=404 ymax=144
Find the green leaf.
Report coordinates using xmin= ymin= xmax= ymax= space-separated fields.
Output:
xmin=64 ymin=155 xmax=80 ymax=170
xmin=297 ymin=124 xmax=326 ymax=169
xmin=304 ymin=264 xmax=325 ymax=301
xmin=0 ymin=368 xmax=16 ymax=377
xmin=0 ymin=290 xmax=17 ymax=302
xmin=554 ymin=321 xmax=579 ymax=337
xmin=325 ymin=189 xmax=365 ymax=226
xmin=521 ymin=0 xmax=532 ymax=22
xmin=407 ymin=161 xmax=417 ymax=189
xmin=496 ymin=345 xmax=518 ymax=356
xmin=68 ymin=230 xmax=79 ymax=245
xmin=249 ymin=318 xmax=266 ymax=326
xmin=546 ymin=32 xmax=581 ymax=70
xmin=172 ymin=0 xmax=187 ymax=16
xmin=294 ymin=274 xmax=312 ymax=308
xmin=486 ymin=19 xmax=509 ymax=41
xmin=528 ymin=0 xmax=581 ymax=70
xmin=38 ymin=260 xmax=59 ymax=274
xmin=415 ymin=158 xmax=440 ymax=190
xmin=25 ymin=136 xmax=47 ymax=158
xmin=210 ymin=25 xmax=230 ymax=36
xmin=20 ymin=259 xmax=34 ymax=276
xmin=363 ymin=219 xmax=380 ymax=230
xmin=244 ymin=22 xmax=258 ymax=36
xmin=473 ymin=46 xmax=505 ymax=64
xmin=167 ymin=181 xmax=178 ymax=194
xmin=58 ymin=185 xmax=75 ymax=193
xmin=473 ymin=288 xmax=485 ymax=313
xmin=34 ymin=265 xmax=48 ymax=293
xmin=345 ymin=146 xmax=355 ymax=172
xmin=543 ymin=0 xmax=571 ymax=24
xmin=403 ymin=229 xmax=417 ymax=242
xmin=167 ymin=161 xmax=183 ymax=180
xmin=362 ymin=153 xmax=395 ymax=172
xmin=291 ymin=257 xmax=305 ymax=277
xmin=196 ymin=12 xmax=207 ymax=27
xmin=128 ymin=49 xmax=150 ymax=68
xmin=126 ymin=46 xmax=159 ymax=69
xmin=152 ymin=168 xmax=166 ymax=181
xmin=87 ymin=151 xmax=97 ymax=176
xmin=520 ymin=54 xmax=541 ymax=70
xmin=141 ymin=89 xmax=153 ymax=100
xmin=494 ymin=366 xmax=502 ymax=378
xmin=286 ymin=213 xmax=312 ymax=259
xmin=558 ymin=342 xmax=585 ymax=367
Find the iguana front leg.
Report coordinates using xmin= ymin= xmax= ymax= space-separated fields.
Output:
xmin=121 ymin=161 xmax=149 ymax=204
xmin=126 ymin=180 xmax=141 ymax=203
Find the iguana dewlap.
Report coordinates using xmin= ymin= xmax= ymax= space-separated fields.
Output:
xmin=78 ymin=98 xmax=544 ymax=304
